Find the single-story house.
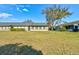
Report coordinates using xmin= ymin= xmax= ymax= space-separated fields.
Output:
xmin=61 ymin=20 xmax=79 ymax=31
xmin=0 ymin=21 xmax=49 ymax=31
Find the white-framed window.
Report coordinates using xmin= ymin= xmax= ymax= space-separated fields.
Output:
xmin=32 ymin=26 xmax=34 ymax=30
xmin=42 ymin=26 xmax=45 ymax=29
xmin=36 ymin=26 xmax=38 ymax=29
xmin=6 ymin=27 xmax=9 ymax=29
xmin=0 ymin=27 xmax=2 ymax=30
xmin=3 ymin=27 xmax=6 ymax=30
xmin=1 ymin=27 xmax=3 ymax=29
xmin=39 ymin=26 xmax=42 ymax=29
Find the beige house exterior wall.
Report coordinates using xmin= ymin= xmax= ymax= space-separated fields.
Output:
xmin=0 ymin=26 xmax=48 ymax=31
xmin=25 ymin=27 xmax=29 ymax=31
xmin=0 ymin=27 xmax=10 ymax=31
xmin=30 ymin=26 xmax=48 ymax=31
xmin=14 ymin=27 xmax=25 ymax=28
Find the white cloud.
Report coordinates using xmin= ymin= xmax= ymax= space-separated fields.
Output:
xmin=22 ymin=8 xmax=29 ymax=12
xmin=16 ymin=8 xmax=29 ymax=12
xmin=15 ymin=5 xmax=21 ymax=12
xmin=15 ymin=5 xmax=29 ymax=12
xmin=16 ymin=7 xmax=22 ymax=12
xmin=0 ymin=13 xmax=13 ymax=18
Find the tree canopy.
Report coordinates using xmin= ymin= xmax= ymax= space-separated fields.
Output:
xmin=42 ymin=5 xmax=72 ymax=26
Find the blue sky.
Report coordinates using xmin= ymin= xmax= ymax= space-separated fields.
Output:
xmin=0 ymin=4 xmax=79 ymax=22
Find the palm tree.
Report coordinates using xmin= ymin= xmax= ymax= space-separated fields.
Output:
xmin=42 ymin=5 xmax=72 ymax=27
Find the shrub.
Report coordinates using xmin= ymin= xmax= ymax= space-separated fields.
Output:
xmin=53 ymin=25 xmax=67 ymax=31
xmin=10 ymin=28 xmax=25 ymax=31
xmin=60 ymin=25 xmax=67 ymax=31
xmin=10 ymin=25 xmax=14 ymax=29
xmin=48 ymin=26 xmax=53 ymax=30
xmin=53 ymin=26 xmax=61 ymax=31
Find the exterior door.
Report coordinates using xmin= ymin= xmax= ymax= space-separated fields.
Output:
xmin=74 ymin=25 xmax=78 ymax=31
xmin=28 ymin=26 xmax=30 ymax=31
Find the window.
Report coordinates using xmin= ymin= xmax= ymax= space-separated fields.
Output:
xmin=39 ymin=27 xmax=42 ymax=29
xmin=36 ymin=26 xmax=38 ymax=29
xmin=75 ymin=26 xmax=78 ymax=29
xmin=43 ymin=26 xmax=45 ymax=29
xmin=0 ymin=27 xmax=2 ymax=30
xmin=6 ymin=27 xmax=9 ymax=29
xmin=32 ymin=26 xmax=34 ymax=30
xmin=1 ymin=27 xmax=3 ymax=29
xmin=3 ymin=27 xmax=5 ymax=30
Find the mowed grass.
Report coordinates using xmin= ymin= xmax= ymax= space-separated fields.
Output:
xmin=0 ymin=31 xmax=79 ymax=55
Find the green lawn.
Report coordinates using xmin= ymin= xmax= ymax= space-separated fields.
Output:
xmin=0 ymin=31 xmax=79 ymax=55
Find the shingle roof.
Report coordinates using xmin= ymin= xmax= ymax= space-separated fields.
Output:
xmin=0 ymin=22 xmax=48 ymax=27
xmin=32 ymin=23 xmax=48 ymax=26
xmin=60 ymin=20 xmax=79 ymax=26
xmin=66 ymin=20 xmax=79 ymax=25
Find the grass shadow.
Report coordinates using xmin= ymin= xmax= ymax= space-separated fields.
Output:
xmin=0 ymin=43 xmax=43 ymax=55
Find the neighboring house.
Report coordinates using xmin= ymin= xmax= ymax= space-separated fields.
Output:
xmin=0 ymin=21 xmax=48 ymax=31
xmin=62 ymin=20 xmax=79 ymax=31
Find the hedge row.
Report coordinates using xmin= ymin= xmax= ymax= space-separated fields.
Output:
xmin=49 ymin=26 xmax=67 ymax=31
xmin=10 ymin=28 xmax=25 ymax=31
